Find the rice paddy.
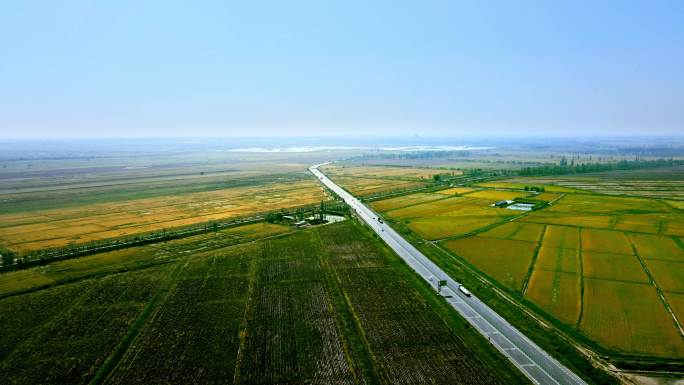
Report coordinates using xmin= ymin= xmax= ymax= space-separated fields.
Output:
xmin=579 ymin=279 xmax=684 ymax=357
xmin=444 ymin=237 xmax=537 ymax=291
xmin=364 ymin=168 xmax=684 ymax=359
xmin=0 ymin=180 xmax=326 ymax=253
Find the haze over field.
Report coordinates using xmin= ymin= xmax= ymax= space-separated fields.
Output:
xmin=1 ymin=1 xmax=683 ymax=139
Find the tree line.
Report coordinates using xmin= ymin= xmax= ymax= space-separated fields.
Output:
xmin=518 ymin=158 xmax=684 ymax=176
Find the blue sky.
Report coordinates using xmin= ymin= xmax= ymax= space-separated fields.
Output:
xmin=1 ymin=1 xmax=682 ymax=138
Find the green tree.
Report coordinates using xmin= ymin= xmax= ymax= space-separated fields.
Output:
xmin=2 ymin=252 xmax=14 ymax=266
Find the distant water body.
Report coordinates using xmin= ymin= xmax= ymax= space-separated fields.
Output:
xmin=227 ymin=145 xmax=494 ymax=153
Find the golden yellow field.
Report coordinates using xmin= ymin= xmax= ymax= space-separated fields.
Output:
xmin=0 ymin=180 xmax=325 ymax=253
xmin=664 ymin=292 xmax=684 ymax=324
xmin=463 ymin=190 xmax=526 ymax=202
xmin=546 ymin=194 xmax=670 ymax=215
xmin=663 ymin=220 xmax=684 ymax=237
xmin=436 ymin=187 xmax=476 ymax=195
xmin=381 ymin=194 xmax=514 ymax=240
xmin=612 ymin=216 xmax=661 ymax=234
xmin=532 ymin=192 xmax=562 ymax=202
xmin=384 ymin=196 xmax=469 ymax=218
xmin=444 ymin=237 xmax=536 ymax=291
xmin=580 ymin=278 xmax=684 ymax=356
xmin=629 ymin=233 xmax=684 ymax=262
xmin=521 ymin=212 xmax=614 ymax=230
xmin=331 ymin=176 xmax=427 ymax=196
xmin=580 ymin=228 xmax=633 ymax=254
xmin=582 ymin=251 xmax=649 ymax=283
xmin=535 ymin=247 xmax=580 ymax=273
xmin=525 ymin=270 xmax=580 ymax=325
xmin=643 ymin=259 xmax=684 ymax=293
xmin=322 ymin=164 xmax=457 ymax=179
xmin=369 ymin=193 xmax=445 ymax=212
xmin=478 ymin=222 xmax=545 ymax=242
xmin=541 ymin=225 xmax=580 ymax=249
xmin=474 ymin=181 xmax=578 ymax=193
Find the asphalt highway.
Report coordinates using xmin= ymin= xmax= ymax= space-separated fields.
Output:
xmin=310 ymin=164 xmax=587 ymax=385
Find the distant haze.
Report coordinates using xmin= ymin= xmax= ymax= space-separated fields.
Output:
xmin=1 ymin=1 xmax=683 ymax=138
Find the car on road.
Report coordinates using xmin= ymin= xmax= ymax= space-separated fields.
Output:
xmin=458 ymin=285 xmax=472 ymax=297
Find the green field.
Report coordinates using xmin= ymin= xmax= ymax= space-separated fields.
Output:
xmin=444 ymin=237 xmax=537 ymax=291
xmin=0 ymin=220 xmax=525 ymax=385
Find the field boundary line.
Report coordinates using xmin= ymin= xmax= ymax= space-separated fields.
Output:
xmin=231 ymin=239 xmax=261 ymax=384
xmin=0 ymin=271 xmax=106 ymax=367
xmin=428 ymin=241 xmax=624 ymax=379
xmin=521 ymin=224 xmax=547 ymax=297
xmin=673 ymin=237 xmax=684 ymax=256
xmin=0 ymin=260 xmax=177 ymax=300
xmin=312 ymin=229 xmax=379 ymax=385
xmin=576 ymin=229 xmax=585 ymax=331
xmin=89 ymin=257 xmax=189 ymax=384
xmin=628 ymin=237 xmax=684 ymax=340
xmin=321 ymin=232 xmax=385 ymax=385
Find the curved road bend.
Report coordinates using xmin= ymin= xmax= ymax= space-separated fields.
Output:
xmin=310 ymin=164 xmax=587 ymax=385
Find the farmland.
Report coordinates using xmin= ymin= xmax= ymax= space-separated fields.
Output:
xmin=321 ymin=164 xmax=450 ymax=180
xmin=0 ymin=178 xmax=327 ymax=253
xmin=318 ymin=164 xmax=437 ymax=197
xmin=0 ymin=219 xmax=526 ymax=384
xmin=0 ymin=222 xmax=290 ymax=297
xmin=378 ymin=194 xmax=518 ymax=240
xmin=356 ymin=164 xmax=684 ymax=362
xmin=493 ymin=166 xmax=684 ymax=199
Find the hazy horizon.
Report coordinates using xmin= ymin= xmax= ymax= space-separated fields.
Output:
xmin=1 ymin=1 xmax=683 ymax=138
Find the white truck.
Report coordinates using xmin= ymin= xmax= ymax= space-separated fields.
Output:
xmin=458 ymin=285 xmax=472 ymax=297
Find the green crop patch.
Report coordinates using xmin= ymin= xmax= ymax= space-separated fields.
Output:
xmin=407 ymin=216 xmax=503 ymax=240
xmin=0 ymin=267 xmax=169 ymax=384
xmin=443 ymin=237 xmax=537 ymax=291
xmin=318 ymin=223 xmax=507 ymax=384
xmin=580 ymin=278 xmax=684 ymax=357
xmin=385 ymin=196 xmax=471 ymax=218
